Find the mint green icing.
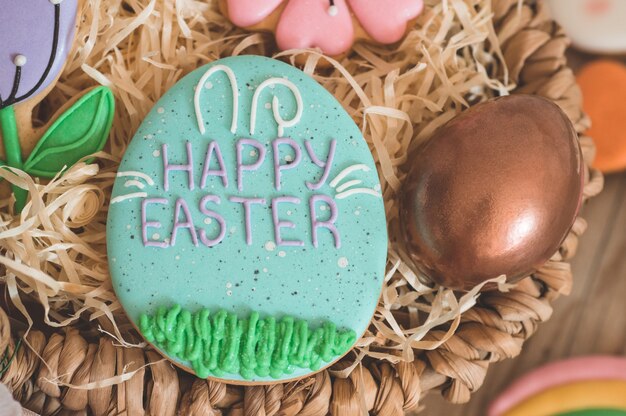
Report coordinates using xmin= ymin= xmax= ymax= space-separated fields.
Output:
xmin=107 ymin=56 xmax=387 ymax=382
xmin=139 ymin=305 xmax=356 ymax=379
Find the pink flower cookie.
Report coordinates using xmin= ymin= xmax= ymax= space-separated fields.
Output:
xmin=220 ymin=0 xmax=424 ymax=56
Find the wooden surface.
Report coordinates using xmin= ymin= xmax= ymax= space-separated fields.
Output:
xmin=423 ymin=170 xmax=626 ymax=415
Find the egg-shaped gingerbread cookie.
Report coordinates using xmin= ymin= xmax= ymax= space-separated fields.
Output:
xmin=107 ymin=56 xmax=388 ymax=384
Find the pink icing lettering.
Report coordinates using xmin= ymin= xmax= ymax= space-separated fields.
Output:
xmin=200 ymin=141 xmax=229 ymax=189
xmin=141 ymin=198 xmax=169 ymax=248
xmin=229 ymin=196 xmax=266 ymax=245
xmin=305 ymin=139 xmax=337 ymax=190
xmin=236 ymin=138 xmax=266 ymax=192
xmin=162 ymin=142 xmax=195 ymax=191
xmin=309 ymin=194 xmax=341 ymax=248
xmin=271 ymin=196 xmax=304 ymax=247
xmin=171 ymin=198 xmax=199 ymax=247
xmin=273 ymin=138 xmax=302 ymax=190
xmin=199 ymin=195 xmax=226 ymax=247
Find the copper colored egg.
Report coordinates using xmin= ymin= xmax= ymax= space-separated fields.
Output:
xmin=400 ymin=95 xmax=584 ymax=291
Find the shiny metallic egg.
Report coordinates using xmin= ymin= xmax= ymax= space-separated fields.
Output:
xmin=400 ymin=95 xmax=584 ymax=290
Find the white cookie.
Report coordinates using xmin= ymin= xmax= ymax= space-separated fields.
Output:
xmin=547 ymin=0 xmax=626 ymax=54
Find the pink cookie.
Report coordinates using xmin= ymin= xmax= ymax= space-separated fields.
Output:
xmin=489 ymin=356 xmax=626 ymax=416
xmin=220 ymin=0 xmax=424 ymax=56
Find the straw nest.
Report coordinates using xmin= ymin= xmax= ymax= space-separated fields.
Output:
xmin=0 ymin=0 xmax=603 ymax=414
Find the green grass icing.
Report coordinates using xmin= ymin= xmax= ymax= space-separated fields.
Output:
xmin=139 ymin=305 xmax=357 ymax=379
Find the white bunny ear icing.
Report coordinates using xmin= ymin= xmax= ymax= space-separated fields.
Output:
xmin=0 ymin=383 xmax=23 ymax=416
xmin=547 ymin=0 xmax=626 ymax=53
xmin=250 ymin=77 xmax=303 ymax=137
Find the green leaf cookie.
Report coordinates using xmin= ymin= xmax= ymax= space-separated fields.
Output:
xmin=23 ymin=86 xmax=114 ymax=178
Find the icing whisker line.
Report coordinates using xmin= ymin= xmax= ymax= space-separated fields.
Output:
xmin=124 ymin=180 xmax=145 ymax=189
xmin=194 ymin=65 xmax=239 ymax=135
xmin=111 ymin=192 xmax=148 ymax=204
xmin=335 ymin=188 xmax=381 ymax=200
xmin=335 ymin=179 xmax=362 ymax=193
xmin=116 ymin=171 xmax=155 ymax=186
xmin=329 ymin=164 xmax=371 ymax=188
xmin=250 ymin=78 xmax=303 ymax=137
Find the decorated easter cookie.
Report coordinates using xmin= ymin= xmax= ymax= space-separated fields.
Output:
xmin=107 ymin=56 xmax=387 ymax=383
xmin=219 ymin=0 xmax=424 ymax=56
xmin=0 ymin=0 xmax=114 ymax=212
xmin=547 ymin=0 xmax=626 ymax=53
xmin=577 ymin=60 xmax=626 ymax=173
xmin=490 ymin=357 xmax=626 ymax=416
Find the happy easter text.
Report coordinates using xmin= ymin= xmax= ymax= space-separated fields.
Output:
xmin=140 ymin=138 xmax=341 ymax=249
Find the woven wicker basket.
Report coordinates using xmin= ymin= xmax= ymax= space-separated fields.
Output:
xmin=0 ymin=0 xmax=604 ymax=415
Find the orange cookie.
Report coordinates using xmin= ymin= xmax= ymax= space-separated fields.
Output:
xmin=577 ymin=59 xmax=626 ymax=173
xmin=219 ymin=0 xmax=424 ymax=57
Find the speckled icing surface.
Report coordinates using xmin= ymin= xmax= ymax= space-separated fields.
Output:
xmin=107 ymin=56 xmax=387 ymax=382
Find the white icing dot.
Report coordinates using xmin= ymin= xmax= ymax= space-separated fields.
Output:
xmin=320 ymin=205 xmax=327 ymax=211
xmin=278 ymin=251 xmax=286 ymax=258
xmin=152 ymin=150 xmax=160 ymax=157
xmin=204 ymin=217 xmax=212 ymax=225
xmin=152 ymin=233 xmax=160 ymax=240
xmin=263 ymin=268 xmax=268 ymax=273
xmin=227 ymin=290 xmax=233 ymax=296
xmin=230 ymin=226 xmax=237 ymax=234
xmin=249 ymin=150 xmax=258 ymax=157
xmin=157 ymin=107 xmax=165 ymax=114
xmin=145 ymin=134 xmax=153 ymax=140
xmin=338 ymin=257 xmax=349 ymax=268
xmin=354 ymin=210 xmax=360 ymax=216
xmin=284 ymin=155 xmax=293 ymax=162
xmin=205 ymin=81 xmax=213 ymax=89
xmin=111 ymin=258 xmax=116 ymax=262
xmin=126 ymin=224 xmax=131 ymax=230
xmin=328 ymin=5 xmax=339 ymax=16
xmin=265 ymin=241 xmax=276 ymax=251
xmin=13 ymin=55 xmax=27 ymax=67
xmin=287 ymin=210 xmax=292 ymax=216
xmin=164 ymin=237 xmax=170 ymax=244
xmin=175 ymin=255 xmax=180 ymax=260
xmin=226 ymin=282 xmax=232 ymax=289
xmin=264 ymin=102 xmax=272 ymax=109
